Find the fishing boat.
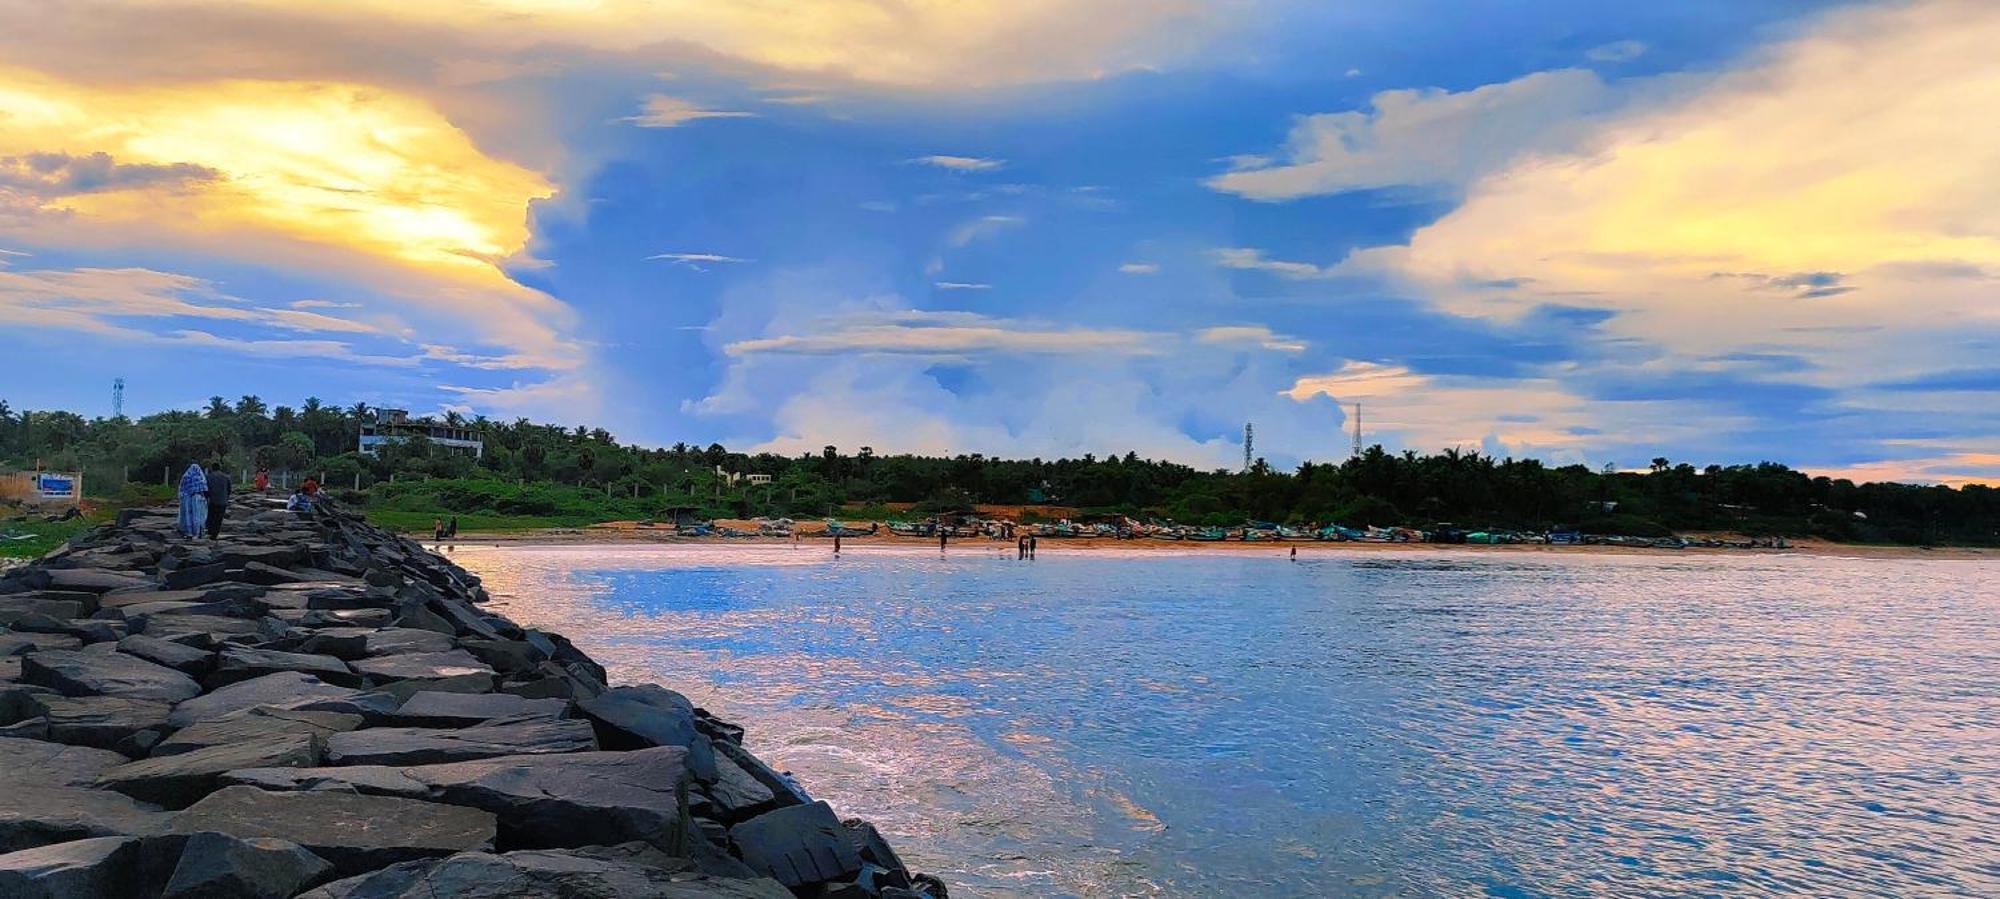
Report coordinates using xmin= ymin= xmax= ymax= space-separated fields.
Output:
xmin=886 ymin=520 xmax=936 ymax=537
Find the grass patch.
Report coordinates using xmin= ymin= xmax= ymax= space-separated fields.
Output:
xmin=0 ymin=509 xmax=114 ymax=559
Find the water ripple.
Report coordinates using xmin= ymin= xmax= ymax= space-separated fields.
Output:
xmin=459 ymin=545 xmax=2000 ymax=898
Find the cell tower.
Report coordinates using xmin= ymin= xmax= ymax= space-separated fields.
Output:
xmin=1242 ymin=422 xmax=1254 ymax=473
xmin=112 ymin=378 xmax=125 ymax=419
xmin=1351 ymin=402 xmax=1362 ymax=458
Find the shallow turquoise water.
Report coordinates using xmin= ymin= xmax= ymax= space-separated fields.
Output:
xmin=454 ymin=544 xmax=2000 ymax=897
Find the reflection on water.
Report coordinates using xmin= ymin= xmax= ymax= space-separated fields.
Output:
xmin=454 ymin=544 xmax=2000 ymax=897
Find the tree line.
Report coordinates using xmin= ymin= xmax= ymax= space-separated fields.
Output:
xmin=2 ymin=396 xmax=1995 ymax=545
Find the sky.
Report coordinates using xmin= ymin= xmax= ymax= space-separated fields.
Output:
xmin=0 ymin=0 xmax=1995 ymax=484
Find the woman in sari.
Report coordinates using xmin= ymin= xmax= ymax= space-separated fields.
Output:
xmin=176 ymin=462 xmax=208 ymax=538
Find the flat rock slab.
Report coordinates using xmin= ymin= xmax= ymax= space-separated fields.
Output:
xmin=729 ymin=801 xmax=862 ymax=889
xmin=169 ymin=672 xmax=360 ymax=728
xmin=98 ymin=731 xmax=321 ymax=808
xmin=0 ymin=632 xmax=83 ymax=656
xmin=115 ymin=635 xmax=214 ymax=676
xmin=137 ymin=613 xmax=268 ymax=647
xmin=351 ymin=649 xmax=494 ymax=685
xmin=296 ymin=848 xmax=794 ymax=899
xmin=30 ymin=694 xmax=172 ymax=755
xmin=227 ymin=746 xmax=692 ymax=850
xmin=153 ymin=707 xmax=362 ymax=756
xmin=0 ymin=736 xmax=133 ymax=787
xmin=172 ymin=786 xmax=496 ymax=876
xmin=45 ymin=568 xmax=154 ymax=594
xmin=0 ymin=835 xmax=142 ymax=896
xmin=390 ymin=691 xmax=569 ymax=727
xmin=207 ymin=646 xmax=357 ymax=689
xmin=161 ymin=831 xmax=332 ymax=899
xmin=324 ymin=718 xmax=596 ymax=766
xmin=22 ymin=649 xmax=202 ymax=703
xmin=301 ymin=627 xmax=455 ymax=661
xmin=0 ymin=784 xmax=171 ymax=853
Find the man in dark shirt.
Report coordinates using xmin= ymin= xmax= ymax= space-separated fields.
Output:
xmin=204 ymin=463 xmax=232 ymax=540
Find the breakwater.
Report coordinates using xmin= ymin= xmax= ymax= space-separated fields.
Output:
xmin=0 ymin=497 xmax=946 ymax=898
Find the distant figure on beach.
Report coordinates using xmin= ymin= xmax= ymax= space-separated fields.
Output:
xmin=1028 ymin=535 xmax=1037 ymax=559
xmin=176 ymin=462 xmax=207 ymax=538
xmin=1290 ymin=546 xmax=1297 ymax=561
xmin=939 ymin=531 xmax=948 ymax=552
xmin=834 ymin=534 xmax=842 ymax=555
xmin=447 ymin=516 xmax=459 ymax=539
xmin=1017 ymin=536 xmax=1027 ymax=560
xmin=253 ymin=468 xmax=269 ymax=494
xmin=203 ymin=462 xmax=232 ymax=540
xmin=433 ymin=517 xmax=445 ymax=543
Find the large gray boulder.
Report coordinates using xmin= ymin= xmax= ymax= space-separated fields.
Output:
xmin=728 ymin=801 xmax=862 ymax=889
xmin=226 ymin=746 xmax=692 ymax=851
xmin=44 ymin=568 xmax=153 ymax=594
xmin=577 ymin=685 xmax=718 ymax=782
xmin=161 ymin=831 xmax=333 ymax=899
xmin=0 ymin=835 xmax=142 ymax=897
xmin=21 ymin=650 xmax=202 ymax=703
xmin=0 ymin=785 xmax=170 ymax=853
xmin=324 ymin=717 xmax=596 ymax=766
xmin=206 ymin=646 xmax=358 ymax=689
xmin=168 ymin=672 xmax=360 ymax=727
xmin=300 ymin=627 xmax=455 ymax=661
xmin=389 ymin=692 xmax=569 ymax=727
xmin=152 ymin=706 xmax=362 ymax=756
xmin=96 ymin=732 xmax=321 ymax=808
xmin=0 ymin=632 xmax=83 ymax=656
xmin=171 ymin=786 xmax=497 ymax=876
xmin=294 ymin=847 xmax=794 ymax=899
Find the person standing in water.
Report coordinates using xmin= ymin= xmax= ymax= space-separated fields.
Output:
xmin=176 ymin=462 xmax=208 ymax=538
xmin=1028 ymin=534 xmax=1038 ymax=559
xmin=1290 ymin=546 xmax=1297 ymax=562
xmin=1017 ymin=536 xmax=1027 ymax=560
xmin=939 ymin=531 xmax=948 ymax=553
xmin=203 ymin=462 xmax=232 ymax=540
xmin=834 ymin=534 xmax=842 ymax=555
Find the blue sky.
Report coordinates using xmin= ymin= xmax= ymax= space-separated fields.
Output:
xmin=1 ymin=0 xmax=1994 ymax=484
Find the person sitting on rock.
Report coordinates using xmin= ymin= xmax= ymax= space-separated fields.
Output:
xmin=286 ymin=488 xmax=315 ymax=512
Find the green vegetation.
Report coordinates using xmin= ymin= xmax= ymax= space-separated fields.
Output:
xmin=0 ymin=509 xmax=113 ymax=559
xmin=2 ymin=396 xmax=1996 ymax=545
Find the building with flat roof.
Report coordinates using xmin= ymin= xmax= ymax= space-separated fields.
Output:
xmin=358 ymin=408 xmax=484 ymax=458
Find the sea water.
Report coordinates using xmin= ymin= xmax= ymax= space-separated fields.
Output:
xmin=452 ymin=544 xmax=1999 ymax=897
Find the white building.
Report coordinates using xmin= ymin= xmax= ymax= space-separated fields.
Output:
xmin=358 ymin=409 xmax=484 ymax=458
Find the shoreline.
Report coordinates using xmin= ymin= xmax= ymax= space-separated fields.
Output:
xmin=430 ymin=528 xmax=1996 ymax=561
xmin=0 ymin=499 xmax=944 ymax=896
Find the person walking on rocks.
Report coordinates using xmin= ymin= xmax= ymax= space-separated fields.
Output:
xmin=175 ymin=462 xmax=208 ymax=538
xmin=203 ymin=461 xmax=232 ymax=540
xmin=254 ymin=467 xmax=270 ymax=494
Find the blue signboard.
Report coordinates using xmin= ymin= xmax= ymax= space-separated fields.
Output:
xmin=35 ymin=473 xmax=75 ymax=498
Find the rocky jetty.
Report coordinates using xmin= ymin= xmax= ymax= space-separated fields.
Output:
xmin=0 ymin=498 xmax=945 ymax=898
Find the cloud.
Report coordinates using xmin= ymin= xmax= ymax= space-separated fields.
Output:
xmin=947 ymin=215 xmax=1025 ymax=247
xmin=1208 ymin=68 xmax=1618 ymax=200
xmin=1280 ymin=361 xmax=1720 ymax=457
xmin=256 ymin=306 xmax=387 ymax=335
xmin=0 ymin=151 xmax=217 ymax=197
xmin=933 ymin=281 xmax=991 ymax=290
xmin=1197 ymin=325 xmax=1306 ymax=352
xmin=0 ymin=66 xmax=578 ymax=369
xmin=620 ymin=94 xmax=755 ymax=128
xmin=648 ymin=252 xmax=752 ymax=272
xmin=163 ymin=329 xmax=416 ymax=367
xmin=1118 ymin=262 xmax=1159 ymax=275
xmin=909 ymin=155 xmax=1006 ymax=172
xmin=32 ymin=0 xmax=1236 ymax=91
xmin=1586 ymin=40 xmax=1647 ymax=62
xmin=1331 ymin=0 xmax=2000 ymax=382
xmin=1806 ymin=452 xmax=2000 ymax=488
xmin=725 ymin=310 xmax=1165 ymax=358
xmin=1212 ymin=247 xmax=1330 ymax=278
